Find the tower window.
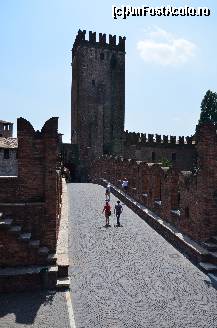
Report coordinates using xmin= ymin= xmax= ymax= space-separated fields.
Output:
xmin=100 ymin=53 xmax=104 ymax=60
xmin=152 ymin=152 xmax=156 ymax=162
xmin=92 ymin=79 xmax=95 ymax=86
xmin=110 ymin=54 xmax=117 ymax=69
xmin=172 ymin=153 xmax=176 ymax=161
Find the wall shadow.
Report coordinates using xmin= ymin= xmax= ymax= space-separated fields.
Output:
xmin=0 ymin=290 xmax=56 ymax=325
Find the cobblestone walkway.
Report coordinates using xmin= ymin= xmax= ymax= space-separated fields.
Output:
xmin=69 ymin=183 xmax=217 ymax=328
xmin=0 ymin=291 xmax=70 ymax=328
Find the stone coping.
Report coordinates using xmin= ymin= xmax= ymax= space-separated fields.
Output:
xmin=56 ymin=179 xmax=69 ymax=268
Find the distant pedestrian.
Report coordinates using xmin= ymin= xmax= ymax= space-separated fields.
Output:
xmin=102 ymin=201 xmax=111 ymax=227
xmin=114 ymin=200 xmax=123 ymax=227
xmin=63 ymin=167 xmax=71 ymax=183
xmin=122 ymin=178 xmax=128 ymax=193
xmin=105 ymin=183 xmax=111 ymax=201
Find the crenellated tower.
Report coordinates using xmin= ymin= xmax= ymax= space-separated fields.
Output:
xmin=71 ymin=29 xmax=126 ymax=164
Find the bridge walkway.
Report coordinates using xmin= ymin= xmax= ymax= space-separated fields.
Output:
xmin=68 ymin=183 xmax=217 ymax=328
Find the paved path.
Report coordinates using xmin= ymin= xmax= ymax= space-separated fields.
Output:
xmin=0 ymin=291 xmax=70 ymax=328
xmin=69 ymin=183 xmax=217 ymax=328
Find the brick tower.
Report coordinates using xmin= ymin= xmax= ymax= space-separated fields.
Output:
xmin=71 ymin=30 xmax=126 ymax=165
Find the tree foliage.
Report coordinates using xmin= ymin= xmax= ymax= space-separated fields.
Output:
xmin=199 ymin=90 xmax=217 ymax=124
xmin=160 ymin=158 xmax=172 ymax=168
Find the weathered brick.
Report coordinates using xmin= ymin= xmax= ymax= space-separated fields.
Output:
xmin=90 ymin=124 xmax=217 ymax=242
xmin=0 ymin=117 xmax=63 ymax=289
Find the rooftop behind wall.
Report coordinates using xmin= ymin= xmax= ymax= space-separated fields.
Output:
xmin=72 ymin=29 xmax=126 ymax=57
xmin=124 ymin=130 xmax=195 ymax=146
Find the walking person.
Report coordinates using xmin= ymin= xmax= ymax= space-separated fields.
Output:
xmin=122 ymin=178 xmax=128 ymax=193
xmin=105 ymin=183 xmax=111 ymax=201
xmin=114 ymin=200 xmax=123 ymax=227
xmin=102 ymin=201 xmax=111 ymax=227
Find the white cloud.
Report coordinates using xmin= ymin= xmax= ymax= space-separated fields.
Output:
xmin=137 ymin=27 xmax=197 ymax=66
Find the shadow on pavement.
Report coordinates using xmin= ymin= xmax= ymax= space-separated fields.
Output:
xmin=0 ymin=290 xmax=56 ymax=325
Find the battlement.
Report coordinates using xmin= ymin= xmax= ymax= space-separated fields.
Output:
xmin=72 ymin=29 xmax=126 ymax=57
xmin=124 ymin=130 xmax=195 ymax=146
xmin=90 ymin=122 xmax=217 ymax=241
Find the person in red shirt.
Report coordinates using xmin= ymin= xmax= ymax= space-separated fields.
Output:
xmin=102 ymin=201 xmax=111 ymax=227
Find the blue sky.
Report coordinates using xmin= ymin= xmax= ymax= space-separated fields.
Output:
xmin=0 ymin=0 xmax=216 ymax=141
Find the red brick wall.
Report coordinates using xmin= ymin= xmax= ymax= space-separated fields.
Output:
xmin=90 ymin=124 xmax=217 ymax=241
xmin=0 ymin=177 xmax=18 ymax=201
xmin=178 ymin=124 xmax=217 ymax=240
xmin=0 ymin=117 xmax=62 ymax=268
xmin=0 ymin=230 xmax=42 ymax=266
xmin=17 ymin=118 xmax=45 ymax=202
xmin=0 ymin=204 xmax=44 ymax=239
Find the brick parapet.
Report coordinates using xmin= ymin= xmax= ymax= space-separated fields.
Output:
xmin=124 ymin=130 xmax=195 ymax=146
xmin=122 ymin=131 xmax=196 ymax=171
xmin=90 ymin=124 xmax=217 ymax=241
xmin=0 ymin=117 xmax=63 ymax=269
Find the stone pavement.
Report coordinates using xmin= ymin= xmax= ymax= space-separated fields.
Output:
xmin=0 ymin=291 xmax=70 ymax=328
xmin=69 ymin=183 xmax=217 ymax=328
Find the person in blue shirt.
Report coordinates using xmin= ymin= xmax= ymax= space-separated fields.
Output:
xmin=114 ymin=200 xmax=123 ymax=227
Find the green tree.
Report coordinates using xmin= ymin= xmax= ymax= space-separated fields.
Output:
xmin=160 ymin=158 xmax=172 ymax=167
xmin=199 ymin=90 xmax=217 ymax=124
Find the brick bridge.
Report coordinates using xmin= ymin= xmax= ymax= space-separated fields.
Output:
xmin=1 ymin=118 xmax=217 ymax=326
xmin=1 ymin=182 xmax=217 ymax=327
